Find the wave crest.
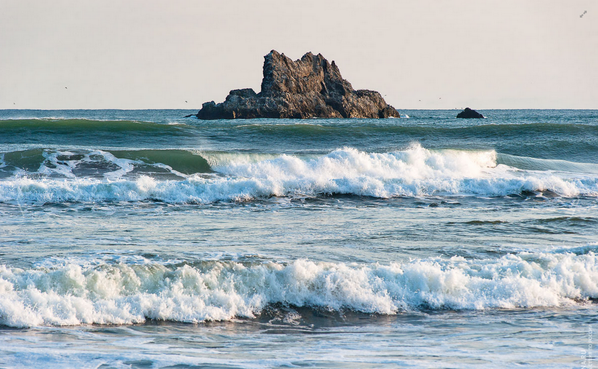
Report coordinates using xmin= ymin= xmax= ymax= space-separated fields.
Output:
xmin=2 ymin=251 xmax=598 ymax=327
xmin=1 ymin=145 xmax=597 ymax=204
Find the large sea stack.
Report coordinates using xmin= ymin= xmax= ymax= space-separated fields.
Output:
xmin=196 ymin=50 xmax=400 ymax=119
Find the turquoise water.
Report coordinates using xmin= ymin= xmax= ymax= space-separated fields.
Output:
xmin=1 ymin=109 xmax=597 ymax=367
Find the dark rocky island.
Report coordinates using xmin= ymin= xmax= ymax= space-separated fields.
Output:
xmin=457 ymin=107 xmax=485 ymax=119
xmin=196 ymin=50 xmax=400 ymax=119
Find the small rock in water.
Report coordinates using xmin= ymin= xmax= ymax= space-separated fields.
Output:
xmin=457 ymin=107 xmax=484 ymax=119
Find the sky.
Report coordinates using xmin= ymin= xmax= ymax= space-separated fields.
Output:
xmin=1 ymin=0 xmax=597 ymax=110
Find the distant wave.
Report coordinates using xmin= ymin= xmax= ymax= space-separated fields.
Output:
xmin=226 ymin=121 xmax=598 ymax=135
xmin=4 ymin=118 xmax=596 ymax=137
xmin=0 ymin=118 xmax=186 ymax=133
xmin=1 ymin=144 xmax=598 ymax=203
xmin=2 ymin=249 xmax=598 ymax=327
xmin=3 ymin=119 xmax=597 ymax=163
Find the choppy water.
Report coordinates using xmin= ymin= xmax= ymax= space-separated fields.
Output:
xmin=1 ymin=109 xmax=597 ymax=368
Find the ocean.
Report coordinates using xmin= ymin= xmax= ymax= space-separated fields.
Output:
xmin=0 ymin=109 xmax=597 ymax=368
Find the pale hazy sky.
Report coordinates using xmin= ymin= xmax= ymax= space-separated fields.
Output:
xmin=1 ymin=0 xmax=597 ymax=110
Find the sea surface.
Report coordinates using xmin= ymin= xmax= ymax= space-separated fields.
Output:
xmin=1 ymin=109 xmax=597 ymax=368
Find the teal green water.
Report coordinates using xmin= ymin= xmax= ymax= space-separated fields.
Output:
xmin=0 ymin=109 xmax=597 ymax=368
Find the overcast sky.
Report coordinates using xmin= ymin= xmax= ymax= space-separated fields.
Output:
xmin=1 ymin=0 xmax=596 ymax=110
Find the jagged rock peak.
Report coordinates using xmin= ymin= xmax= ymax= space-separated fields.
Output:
xmin=259 ymin=50 xmax=352 ymax=99
xmin=197 ymin=50 xmax=400 ymax=119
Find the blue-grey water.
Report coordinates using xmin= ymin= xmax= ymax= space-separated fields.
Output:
xmin=1 ymin=109 xmax=597 ymax=368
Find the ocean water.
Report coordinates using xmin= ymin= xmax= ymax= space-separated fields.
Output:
xmin=0 ymin=109 xmax=597 ymax=368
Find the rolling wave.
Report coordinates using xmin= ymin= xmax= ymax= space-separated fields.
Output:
xmin=2 ymin=117 xmax=597 ymax=163
xmin=0 ymin=148 xmax=212 ymax=178
xmin=2 ymin=249 xmax=598 ymax=327
xmin=3 ymin=118 xmax=597 ymax=137
xmin=0 ymin=118 xmax=185 ymax=132
xmin=1 ymin=144 xmax=597 ymax=203
xmin=497 ymin=154 xmax=598 ymax=174
xmin=224 ymin=121 xmax=598 ymax=137
xmin=207 ymin=121 xmax=598 ymax=161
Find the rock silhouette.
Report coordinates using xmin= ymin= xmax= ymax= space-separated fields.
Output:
xmin=197 ymin=50 xmax=400 ymax=119
xmin=457 ymin=107 xmax=485 ymax=119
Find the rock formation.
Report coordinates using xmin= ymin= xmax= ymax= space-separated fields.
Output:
xmin=196 ymin=50 xmax=400 ymax=119
xmin=457 ymin=107 xmax=485 ymax=119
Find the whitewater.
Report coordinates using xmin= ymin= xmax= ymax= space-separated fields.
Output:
xmin=3 ymin=251 xmax=598 ymax=328
xmin=2 ymin=145 xmax=597 ymax=204
xmin=1 ymin=109 xmax=598 ymax=368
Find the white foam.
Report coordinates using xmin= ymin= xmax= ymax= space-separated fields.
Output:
xmin=38 ymin=150 xmax=77 ymax=178
xmin=1 ymin=251 xmax=598 ymax=327
xmin=0 ymin=145 xmax=597 ymax=204
xmin=19 ymin=149 xmax=141 ymax=180
xmin=88 ymin=150 xmax=137 ymax=180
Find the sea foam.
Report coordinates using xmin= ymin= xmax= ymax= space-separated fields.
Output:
xmin=1 ymin=250 xmax=598 ymax=327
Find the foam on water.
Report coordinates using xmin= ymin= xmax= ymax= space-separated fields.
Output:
xmin=1 ymin=148 xmax=213 ymax=179
xmin=1 ymin=250 xmax=597 ymax=327
xmin=1 ymin=144 xmax=597 ymax=204
xmin=38 ymin=150 xmax=138 ymax=179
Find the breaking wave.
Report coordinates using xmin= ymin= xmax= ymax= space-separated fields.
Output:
xmin=1 ymin=144 xmax=597 ymax=204
xmin=2 ymin=249 xmax=598 ymax=327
